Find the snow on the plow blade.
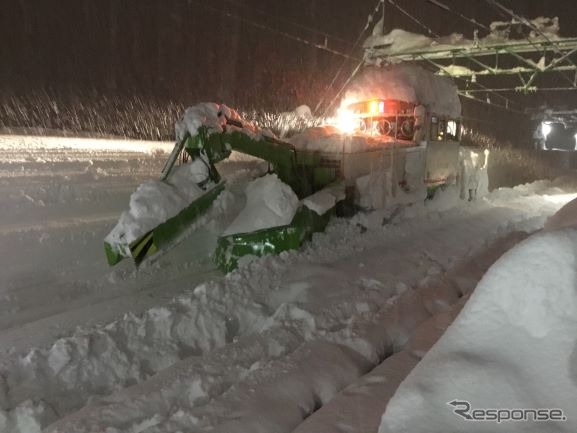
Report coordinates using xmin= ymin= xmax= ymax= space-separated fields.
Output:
xmin=223 ymin=174 xmax=299 ymax=236
xmin=105 ymin=159 xmax=212 ymax=248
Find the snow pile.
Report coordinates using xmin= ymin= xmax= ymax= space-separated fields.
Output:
xmin=175 ymin=103 xmax=226 ymax=141
xmin=364 ymin=28 xmax=435 ymax=53
xmin=105 ymin=159 xmax=210 ymax=246
xmin=302 ymin=184 xmax=345 ymax=216
xmin=3 ymin=285 xmax=269 ymax=433
xmin=174 ymin=102 xmax=258 ymax=141
xmin=223 ymin=174 xmax=299 ymax=235
xmin=343 ymin=65 xmax=461 ymax=118
xmin=379 ymin=229 xmax=577 ymax=433
xmin=289 ymin=126 xmax=346 ymax=152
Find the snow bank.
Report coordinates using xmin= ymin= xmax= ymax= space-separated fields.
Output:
xmin=0 ymin=135 xmax=174 ymax=153
xmin=105 ymin=159 xmax=211 ymax=246
xmin=223 ymin=174 xmax=299 ymax=235
xmin=343 ymin=65 xmax=461 ymax=118
xmin=544 ymin=195 xmax=577 ymax=231
xmin=379 ymin=229 xmax=577 ymax=433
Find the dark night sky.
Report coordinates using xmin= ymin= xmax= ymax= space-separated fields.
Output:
xmin=1 ymin=0 xmax=576 ymax=138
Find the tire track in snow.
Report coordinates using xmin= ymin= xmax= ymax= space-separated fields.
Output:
xmin=0 ymin=213 xmax=120 ymax=235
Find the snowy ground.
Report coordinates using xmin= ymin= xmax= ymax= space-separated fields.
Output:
xmin=1 ymin=135 xmax=576 ymax=433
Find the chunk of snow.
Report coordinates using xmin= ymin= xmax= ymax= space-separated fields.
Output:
xmin=105 ymin=160 xmax=211 ymax=246
xmin=379 ymin=229 xmax=577 ymax=433
xmin=303 ymin=184 xmax=345 ymax=216
xmin=223 ymin=174 xmax=299 ymax=235
xmin=175 ymin=103 xmax=224 ymax=141
xmin=364 ymin=28 xmax=434 ymax=53
xmin=175 ymin=103 xmax=250 ymax=141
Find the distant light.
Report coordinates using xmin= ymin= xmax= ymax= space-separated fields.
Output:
xmin=574 ymin=134 xmax=577 ymax=151
xmin=541 ymin=122 xmax=552 ymax=138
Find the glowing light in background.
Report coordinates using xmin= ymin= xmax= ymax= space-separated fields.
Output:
xmin=334 ymin=108 xmax=357 ymax=134
xmin=541 ymin=122 xmax=552 ymax=138
xmin=330 ymin=97 xmax=359 ymax=134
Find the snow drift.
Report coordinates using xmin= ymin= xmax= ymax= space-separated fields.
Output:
xmin=379 ymin=228 xmax=577 ymax=433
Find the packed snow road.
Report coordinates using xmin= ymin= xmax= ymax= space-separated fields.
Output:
xmin=1 ymin=135 xmax=576 ymax=433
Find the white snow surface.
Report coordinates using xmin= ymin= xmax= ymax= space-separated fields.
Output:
xmin=302 ymin=184 xmax=345 ymax=216
xmin=3 ymin=137 xmax=577 ymax=433
xmin=343 ymin=65 xmax=461 ymax=118
xmin=0 ymin=134 xmax=173 ymax=153
xmin=223 ymin=174 xmax=299 ymax=235
xmin=379 ymin=228 xmax=577 ymax=433
xmin=105 ymin=159 xmax=211 ymax=246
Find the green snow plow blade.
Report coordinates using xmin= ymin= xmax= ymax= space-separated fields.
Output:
xmin=105 ymin=182 xmax=226 ymax=266
xmin=214 ymin=205 xmax=334 ymax=273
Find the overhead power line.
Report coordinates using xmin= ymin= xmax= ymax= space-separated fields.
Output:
xmin=426 ymin=0 xmax=490 ymax=31
xmin=217 ymin=0 xmax=354 ymax=47
xmin=189 ymin=0 xmax=359 ymax=60
xmin=315 ymin=0 xmax=384 ymax=115
xmin=387 ymin=0 xmax=439 ymax=37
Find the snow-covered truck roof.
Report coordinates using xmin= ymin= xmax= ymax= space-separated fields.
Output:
xmin=342 ymin=64 xmax=461 ymax=118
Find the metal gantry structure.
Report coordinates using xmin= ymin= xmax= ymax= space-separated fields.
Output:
xmin=365 ymin=31 xmax=577 ymax=112
xmin=363 ymin=0 xmax=577 ymax=115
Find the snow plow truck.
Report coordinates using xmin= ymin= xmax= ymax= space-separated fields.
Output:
xmin=104 ymin=65 xmax=463 ymax=272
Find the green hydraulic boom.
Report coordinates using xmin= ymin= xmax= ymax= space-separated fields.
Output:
xmin=104 ymin=116 xmax=343 ymax=271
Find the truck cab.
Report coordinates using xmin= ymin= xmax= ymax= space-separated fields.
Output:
xmin=343 ymin=98 xmax=462 ymax=189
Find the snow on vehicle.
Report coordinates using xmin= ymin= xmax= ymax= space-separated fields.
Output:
xmin=104 ymin=65 xmax=463 ymax=271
